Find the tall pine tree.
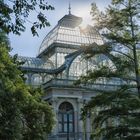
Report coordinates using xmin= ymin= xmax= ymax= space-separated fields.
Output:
xmin=77 ymin=0 xmax=140 ymax=139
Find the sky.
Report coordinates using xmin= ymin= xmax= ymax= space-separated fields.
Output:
xmin=9 ymin=0 xmax=111 ymax=57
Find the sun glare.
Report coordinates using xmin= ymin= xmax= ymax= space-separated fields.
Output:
xmin=74 ymin=7 xmax=92 ymax=28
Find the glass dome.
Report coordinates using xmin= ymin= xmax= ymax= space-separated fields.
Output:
xmin=38 ymin=14 xmax=104 ymax=56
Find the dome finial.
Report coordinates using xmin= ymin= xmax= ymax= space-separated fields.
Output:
xmin=69 ymin=2 xmax=71 ymax=15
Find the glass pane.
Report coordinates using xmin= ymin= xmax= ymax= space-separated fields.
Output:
xmin=58 ymin=114 xmax=62 ymax=122
xmin=69 ymin=123 xmax=73 ymax=132
xmin=64 ymin=114 xmax=67 ymax=122
xmin=69 ymin=114 xmax=73 ymax=122
xmin=59 ymin=123 xmax=62 ymax=132
xmin=64 ymin=123 xmax=67 ymax=132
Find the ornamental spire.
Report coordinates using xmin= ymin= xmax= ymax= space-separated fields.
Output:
xmin=69 ymin=2 xmax=71 ymax=15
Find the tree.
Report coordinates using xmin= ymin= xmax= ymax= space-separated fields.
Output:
xmin=0 ymin=0 xmax=55 ymax=139
xmin=0 ymin=31 xmax=54 ymax=139
xmin=76 ymin=0 xmax=140 ymax=139
xmin=0 ymin=0 xmax=54 ymax=36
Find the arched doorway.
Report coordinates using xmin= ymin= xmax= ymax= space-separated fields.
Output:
xmin=58 ymin=102 xmax=74 ymax=133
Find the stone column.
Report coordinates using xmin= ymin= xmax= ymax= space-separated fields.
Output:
xmin=51 ymin=97 xmax=58 ymax=135
xmin=85 ymin=100 xmax=91 ymax=140
xmin=77 ymin=98 xmax=83 ymax=138
xmin=86 ymin=113 xmax=91 ymax=140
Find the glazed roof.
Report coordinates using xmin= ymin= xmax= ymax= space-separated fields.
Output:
xmin=18 ymin=56 xmax=53 ymax=69
xmin=38 ymin=12 xmax=104 ymax=56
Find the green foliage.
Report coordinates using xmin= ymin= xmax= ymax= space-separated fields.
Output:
xmin=0 ymin=31 xmax=54 ymax=139
xmin=79 ymin=0 xmax=140 ymax=139
xmin=0 ymin=0 xmax=54 ymax=36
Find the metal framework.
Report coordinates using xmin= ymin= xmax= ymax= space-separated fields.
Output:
xmin=38 ymin=24 xmax=104 ymax=55
xmin=18 ymin=13 xmax=108 ymax=86
xmin=18 ymin=56 xmax=54 ymax=70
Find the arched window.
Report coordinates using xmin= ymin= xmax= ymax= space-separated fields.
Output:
xmin=58 ymin=102 xmax=74 ymax=133
xmin=31 ymin=74 xmax=42 ymax=85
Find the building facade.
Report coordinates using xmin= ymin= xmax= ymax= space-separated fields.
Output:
xmin=19 ymin=10 xmax=108 ymax=140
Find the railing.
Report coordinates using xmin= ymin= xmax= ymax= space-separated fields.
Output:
xmin=48 ymin=132 xmax=91 ymax=140
xmin=43 ymin=78 xmax=121 ymax=91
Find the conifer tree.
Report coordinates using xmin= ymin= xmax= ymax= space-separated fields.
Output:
xmin=77 ymin=0 xmax=140 ymax=139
